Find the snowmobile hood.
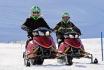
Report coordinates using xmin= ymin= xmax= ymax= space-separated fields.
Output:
xmin=33 ymin=36 xmax=53 ymax=48
xmin=65 ymin=38 xmax=81 ymax=48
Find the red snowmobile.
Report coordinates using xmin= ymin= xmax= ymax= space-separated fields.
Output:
xmin=23 ymin=27 xmax=57 ymax=66
xmin=57 ymin=27 xmax=98 ymax=65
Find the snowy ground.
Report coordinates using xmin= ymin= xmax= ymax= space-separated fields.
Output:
xmin=0 ymin=38 xmax=104 ymax=70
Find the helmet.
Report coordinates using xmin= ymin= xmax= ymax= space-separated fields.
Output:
xmin=62 ymin=12 xmax=70 ymax=17
xmin=62 ymin=12 xmax=70 ymax=23
xmin=31 ymin=6 xmax=41 ymax=13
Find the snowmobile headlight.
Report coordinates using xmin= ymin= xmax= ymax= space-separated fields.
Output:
xmin=32 ymin=32 xmax=38 ymax=36
xmin=69 ymin=34 xmax=74 ymax=38
xmin=75 ymin=34 xmax=79 ymax=38
xmin=45 ymin=31 xmax=50 ymax=36
xmin=38 ymin=31 xmax=44 ymax=36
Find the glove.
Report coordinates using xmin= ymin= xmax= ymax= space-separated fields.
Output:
xmin=50 ymin=28 xmax=54 ymax=32
xmin=27 ymin=28 xmax=32 ymax=32
xmin=21 ymin=25 xmax=32 ymax=32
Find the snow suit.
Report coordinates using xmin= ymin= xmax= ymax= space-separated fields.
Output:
xmin=54 ymin=20 xmax=81 ymax=46
xmin=21 ymin=17 xmax=51 ymax=37
xmin=21 ymin=17 xmax=51 ymax=48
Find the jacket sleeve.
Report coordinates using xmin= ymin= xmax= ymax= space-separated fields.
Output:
xmin=70 ymin=22 xmax=81 ymax=35
xmin=54 ymin=22 xmax=61 ymax=31
xmin=41 ymin=18 xmax=51 ymax=29
xmin=21 ymin=18 xmax=32 ymax=32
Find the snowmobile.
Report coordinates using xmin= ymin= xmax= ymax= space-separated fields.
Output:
xmin=57 ymin=27 xmax=98 ymax=65
xmin=23 ymin=27 xmax=57 ymax=66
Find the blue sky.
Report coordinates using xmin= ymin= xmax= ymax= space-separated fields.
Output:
xmin=0 ymin=0 xmax=104 ymax=42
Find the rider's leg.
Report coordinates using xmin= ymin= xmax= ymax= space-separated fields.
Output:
xmin=25 ymin=38 xmax=32 ymax=49
xmin=25 ymin=32 xmax=33 ymax=49
xmin=57 ymin=38 xmax=63 ymax=47
xmin=57 ymin=35 xmax=64 ymax=48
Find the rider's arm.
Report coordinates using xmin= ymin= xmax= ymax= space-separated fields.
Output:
xmin=21 ymin=18 xmax=32 ymax=32
xmin=41 ymin=18 xmax=51 ymax=29
xmin=70 ymin=22 xmax=82 ymax=35
xmin=54 ymin=22 xmax=61 ymax=32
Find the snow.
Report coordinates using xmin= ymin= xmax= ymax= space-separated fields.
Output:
xmin=0 ymin=38 xmax=104 ymax=70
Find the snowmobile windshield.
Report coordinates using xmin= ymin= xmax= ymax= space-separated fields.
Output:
xmin=60 ymin=28 xmax=80 ymax=38
xmin=32 ymin=27 xmax=52 ymax=36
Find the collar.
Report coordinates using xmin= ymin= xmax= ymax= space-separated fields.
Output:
xmin=31 ymin=16 xmax=41 ymax=20
xmin=62 ymin=19 xmax=70 ymax=24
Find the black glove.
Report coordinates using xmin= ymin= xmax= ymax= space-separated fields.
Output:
xmin=21 ymin=25 xmax=32 ymax=32
xmin=50 ymin=28 xmax=54 ymax=32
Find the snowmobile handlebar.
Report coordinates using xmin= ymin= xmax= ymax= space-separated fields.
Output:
xmin=33 ymin=27 xmax=53 ymax=32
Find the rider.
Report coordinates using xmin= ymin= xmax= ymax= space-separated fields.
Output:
xmin=21 ymin=6 xmax=51 ymax=48
xmin=54 ymin=12 xmax=81 ymax=47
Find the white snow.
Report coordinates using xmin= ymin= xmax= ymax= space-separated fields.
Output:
xmin=0 ymin=38 xmax=104 ymax=70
